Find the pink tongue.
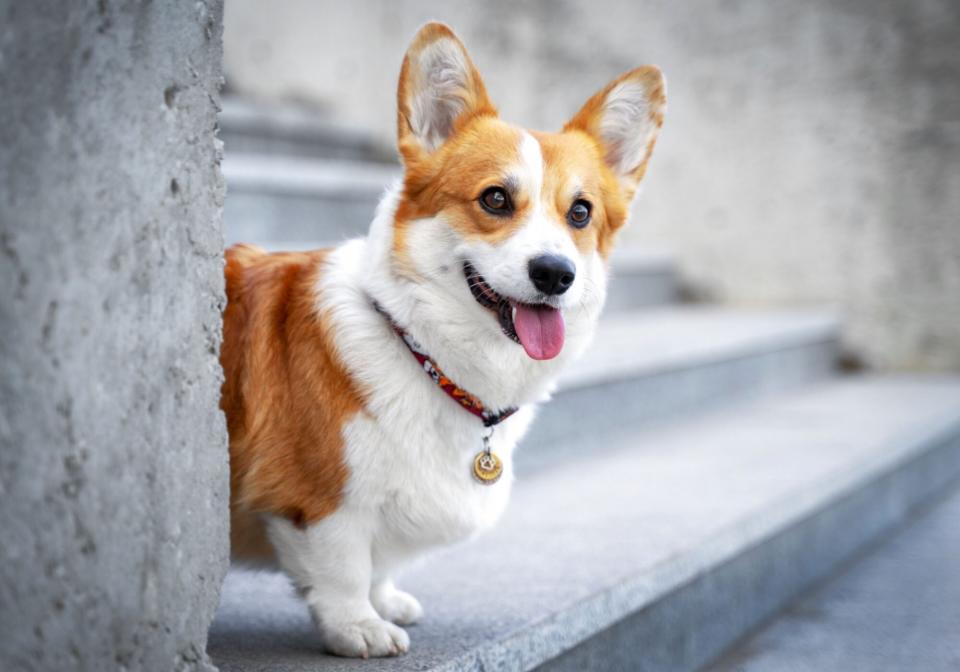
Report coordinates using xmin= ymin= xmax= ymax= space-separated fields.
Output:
xmin=512 ymin=302 xmax=565 ymax=360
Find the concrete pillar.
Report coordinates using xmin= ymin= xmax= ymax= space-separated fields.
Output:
xmin=0 ymin=2 xmax=228 ymax=670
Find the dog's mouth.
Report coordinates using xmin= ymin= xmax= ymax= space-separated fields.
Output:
xmin=463 ymin=261 xmax=565 ymax=361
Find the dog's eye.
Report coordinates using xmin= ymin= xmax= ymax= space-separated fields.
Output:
xmin=479 ymin=187 xmax=512 ymax=215
xmin=568 ymin=200 xmax=592 ymax=228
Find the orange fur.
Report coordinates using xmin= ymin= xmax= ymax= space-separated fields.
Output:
xmin=395 ymin=117 xmax=527 ymax=250
xmin=220 ymin=244 xmax=363 ymax=542
xmin=392 ymin=113 xmax=635 ymax=265
xmin=565 ymin=66 xmax=667 ymax=199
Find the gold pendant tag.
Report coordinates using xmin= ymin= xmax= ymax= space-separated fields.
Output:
xmin=472 ymin=450 xmax=503 ymax=484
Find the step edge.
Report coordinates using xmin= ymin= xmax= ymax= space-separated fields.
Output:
xmin=223 ymin=156 xmax=400 ymax=195
xmin=220 ymin=98 xmax=385 ymax=143
xmin=609 ymin=249 xmax=677 ymax=273
xmin=424 ymin=391 xmax=960 ymax=671
xmin=558 ymin=320 xmax=841 ymax=392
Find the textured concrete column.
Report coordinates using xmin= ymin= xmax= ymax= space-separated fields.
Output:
xmin=0 ymin=2 xmax=228 ymax=671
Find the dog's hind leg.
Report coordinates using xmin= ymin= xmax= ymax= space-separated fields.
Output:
xmin=266 ymin=511 xmax=410 ymax=658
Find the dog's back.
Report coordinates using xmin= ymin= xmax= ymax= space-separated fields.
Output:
xmin=220 ymin=244 xmax=361 ymax=561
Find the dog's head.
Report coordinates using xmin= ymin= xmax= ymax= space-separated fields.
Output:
xmin=390 ymin=23 xmax=665 ymax=362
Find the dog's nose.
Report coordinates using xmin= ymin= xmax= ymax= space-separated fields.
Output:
xmin=528 ymin=254 xmax=576 ymax=296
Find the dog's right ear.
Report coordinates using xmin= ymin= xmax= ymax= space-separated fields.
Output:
xmin=565 ymin=66 xmax=666 ymax=199
xmin=397 ymin=23 xmax=496 ymax=163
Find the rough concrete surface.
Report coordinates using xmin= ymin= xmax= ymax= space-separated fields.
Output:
xmin=707 ymin=484 xmax=960 ymax=672
xmin=223 ymin=0 xmax=960 ymax=372
xmin=0 ymin=2 xmax=227 ymax=671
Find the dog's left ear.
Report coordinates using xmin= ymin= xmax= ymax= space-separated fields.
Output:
xmin=397 ymin=22 xmax=496 ymax=163
xmin=565 ymin=67 xmax=667 ymax=197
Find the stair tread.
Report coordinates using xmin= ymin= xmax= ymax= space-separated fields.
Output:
xmin=220 ymin=97 xmax=382 ymax=142
xmin=219 ymin=97 xmax=397 ymax=164
xmin=223 ymin=154 xmax=400 ymax=196
xmin=208 ymin=376 xmax=960 ymax=671
xmin=561 ymin=306 xmax=839 ymax=390
xmin=609 ymin=246 xmax=676 ymax=272
xmin=707 ymin=481 xmax=960 ymax=672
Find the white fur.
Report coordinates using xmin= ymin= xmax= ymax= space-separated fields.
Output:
xmin=520 ymin=132 xmax=544 ymax=201
xmin=599 ymin=80 xmax=660 ymax=177
xmin=406 ymin=38 xmax=474 ymax=152
xmin=262 ymin=133 xmax=610 ymax=657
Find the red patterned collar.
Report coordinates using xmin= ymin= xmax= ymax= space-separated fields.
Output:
xmin=373 ymin=301 xmax=519 ymax=428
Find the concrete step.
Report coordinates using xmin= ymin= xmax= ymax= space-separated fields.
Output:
xmin=220 ymin=97 xmax=397 ymax=164
xmin=705 ymin=481 xmax=960 ymax=672
xmin=208 ymin=376 xmax=960 ymax=671
xmin=223 ymin=154 xmax=399 ymax=245
xmin=522 ymin=306 xmax=839 ymax=468
xmin=605 ymin=248 xmax=681 ymax=310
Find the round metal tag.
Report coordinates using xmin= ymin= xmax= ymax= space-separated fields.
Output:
xmin=472 ymin=451 xmax=503 ymax=484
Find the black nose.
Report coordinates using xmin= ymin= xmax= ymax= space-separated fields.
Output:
xmin=528 ymin=254 xmax=576 ymax=296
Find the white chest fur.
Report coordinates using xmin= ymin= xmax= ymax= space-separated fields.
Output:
xmin=317 ymin=238 xmax=541 ymax=571
xmin=341 ymin=408 xmax=532 ymax=566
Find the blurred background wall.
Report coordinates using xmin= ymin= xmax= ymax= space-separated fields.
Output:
xmin=222 ymin=0 xmax=959 ymax=371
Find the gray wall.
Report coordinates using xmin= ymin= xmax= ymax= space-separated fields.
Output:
xmin=224 ymin=0 xmax=960 ymax=371
xmin=0 ymin=2 xmax=228 ymax=671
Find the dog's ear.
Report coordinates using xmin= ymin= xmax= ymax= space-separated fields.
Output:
xmin=397 ymin=22 xmax=496 ymax=162
xmin=565 ymin=67 xmax=666 ymax=197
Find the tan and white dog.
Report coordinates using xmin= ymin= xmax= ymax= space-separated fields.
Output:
xmin=220 ymin=22 xmax=665 ymax=658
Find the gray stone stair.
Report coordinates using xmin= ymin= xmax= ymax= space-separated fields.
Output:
xmin=220 ymin=97 xmax=397 ymax=164
xmin=705 ymin=479 xmax=960 ymax=672
xmin=221 ymin=96 xmax=399 ymax=247
xmin=223 ymin=154 xmax=399 ymax=246
xmin=605 ymin=248 xmax=680 ymax=310
xmin=208 ymin=377 xmax=960 ymax=671
xmin=523 ymin=306 xmax=839 ymax=470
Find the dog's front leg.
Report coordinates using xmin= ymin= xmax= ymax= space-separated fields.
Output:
xmin=371 ymin=577 xmax=424 ymax=625
xmin=267 ymin=511 xmax=410 ymax=658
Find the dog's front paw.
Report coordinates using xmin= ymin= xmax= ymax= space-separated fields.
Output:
xmin=371 ymin=585 xmax=424 ymax=625
xmin=322 ymin=618 xmax=410 ymax=658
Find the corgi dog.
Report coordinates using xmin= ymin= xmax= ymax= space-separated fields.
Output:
xmin=220 ymin=22 xmax=665 ymax=658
